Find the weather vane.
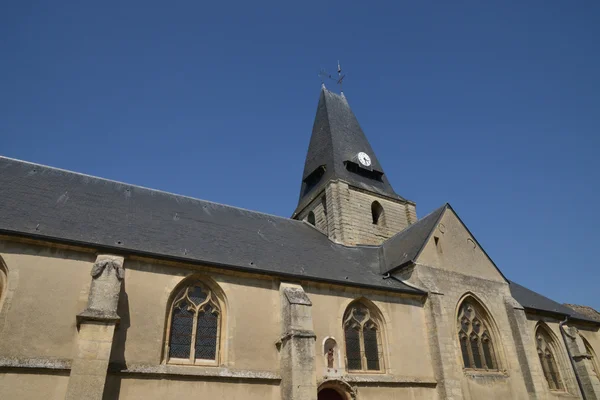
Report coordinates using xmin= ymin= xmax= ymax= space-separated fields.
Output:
xmin=318 ymin=61 xmax=346 ymax=92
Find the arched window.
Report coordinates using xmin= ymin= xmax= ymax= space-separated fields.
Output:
xmin=371 ymin=201 xmax=384 ymax=225
xmin=307 ymin=211 xmax=316 ymax=226
xmin=582 ymin=337 xmax=599 ymax=378
xmin=536 ymin=325 xmax=565 ymax=391
xmin=0 ymin=258 xmax=7 ymax=308
xmin=166 ymin=280 xmax=222 ymax=364
xmin=457 ymin=297 xmax=499 ymax=370
xmin=343 ymin=300 xmax=383 ymax=372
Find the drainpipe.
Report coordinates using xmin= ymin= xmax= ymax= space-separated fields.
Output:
xmin=560 ymin=316 xmax=587 ymax=400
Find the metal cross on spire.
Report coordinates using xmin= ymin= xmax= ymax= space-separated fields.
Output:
xmin=318 ymin=61 xmax=346 ymax=93
xmin=336 ymin=60 xmax=345 ymax=93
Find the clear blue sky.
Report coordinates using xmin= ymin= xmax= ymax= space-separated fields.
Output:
xmin=1 ymin=1 xmax=599 ymax=310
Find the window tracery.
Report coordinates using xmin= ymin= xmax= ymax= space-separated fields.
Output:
xmin=343 ymin=302 xmax=383 ymax=372
xmin=457 ymin=299 xmax=498 ymax=370
xmin=536 ymin=326 xmax=564 ymax=391
xmin=166 ymin=281 xmax=221 ymax=364
xmin=583 ymin=337 xmax=599 ymax=378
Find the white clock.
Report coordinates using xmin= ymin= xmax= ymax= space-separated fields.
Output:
xmin=357 ymin=152 xmax=371 ymax=167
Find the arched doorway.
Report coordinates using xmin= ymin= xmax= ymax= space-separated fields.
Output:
xmin=318 ymin=388 xmax=344 ymax=400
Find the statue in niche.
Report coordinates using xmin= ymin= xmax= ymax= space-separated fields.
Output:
xmin=327 ymin=347 xmax=334 ymax=368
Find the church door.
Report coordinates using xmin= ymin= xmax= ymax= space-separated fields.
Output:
xmin=317 ymin=388 xmax=344 ymax=400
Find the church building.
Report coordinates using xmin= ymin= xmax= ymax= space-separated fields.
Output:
xmin=0 ymin=86 xmax=599 ymax=400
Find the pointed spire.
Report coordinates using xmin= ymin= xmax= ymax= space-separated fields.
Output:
xmin=293 ymin=87 xmax=404 ymax=216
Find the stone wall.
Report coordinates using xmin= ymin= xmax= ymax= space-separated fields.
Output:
xmin=399 ymin=264 xmax=531 ymax=400
xmin=297 ymin=180 xmax=416 ymax=246
xmin=0 ymin=237 xmax=438 ymax=400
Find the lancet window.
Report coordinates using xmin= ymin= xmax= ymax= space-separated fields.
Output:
xmin=343 ymin=301 xmax=383 ymax=372
xmin=536 ymin=325 xmax=564 ymax=391
xmin=583 ymin=337 xmax=599 ymax=378
xmin=457 ymin=298 xmax=498 ymax=370
xmin=0 ymin=260 xmax=7 ymax=308
xmin=166 ymin=281 xmax=221 ymax=364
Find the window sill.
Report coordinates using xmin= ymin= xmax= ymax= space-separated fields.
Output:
xmin=347 ymin=370 xmax=385 ymax=375
xmin=463 ymin=369 xmax=509 ymax=379
xmin=166 ymin=358 xmax=218 ymax=367
xmin=108 ymin=363 xmax=281 ymax=382
xmin=343 ymin=374 xmax=437 ymax=386
xmin=548 ymin=390 xmax=578 ymax=398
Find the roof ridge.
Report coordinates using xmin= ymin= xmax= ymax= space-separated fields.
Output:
xmin=0 ymin=156 xmax=298 ymax=224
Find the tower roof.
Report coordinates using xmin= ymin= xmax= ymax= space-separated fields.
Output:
xmin=294 ymin=87 xmax=405 ymax=217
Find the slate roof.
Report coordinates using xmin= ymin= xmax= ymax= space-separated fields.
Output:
xmin=0 ymin=156 xmax=422 ymax=294
xmin=1 ymin=156 xmax=596 ymax=324
xmin=294 ymin=88 xmax=407 ymax=216
xmin=509 ymin=281 xmax=599 ymax=324
xmin=380 ymin=204 xmax=447 ymax=273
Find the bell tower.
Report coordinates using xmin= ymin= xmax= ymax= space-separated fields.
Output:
xmin=292 ymin=86 xmax=417 ymax=246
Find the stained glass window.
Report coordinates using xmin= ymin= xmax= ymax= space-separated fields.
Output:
xmin=167 ymin=282 xmax=221 ymax=364
xmin=457 ymin=299 xmax=499 ymax=370
xmin=343 ymin=302 xmax=383 ymax=372
xmin=344 ymin=326 xmax=362 ymax=371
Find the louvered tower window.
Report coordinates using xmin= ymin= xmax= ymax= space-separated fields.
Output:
xmin=457 ymin=298 xmax=499 ymax=370
xmin=166 ymin=281 xmax=221 ymax=364
xmin=343 ymin=301 xmax=384 ymax=372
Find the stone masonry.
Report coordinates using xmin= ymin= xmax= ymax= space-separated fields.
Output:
xmin=65 ymin=254 xmax=124 ymax=400
xmin=562 ymin=325 xmax=600 ymax=399
xmin=297 ymin=180 xmax=416 ymax=246
xmin=279 ymin=283 xmax=318 ymax=400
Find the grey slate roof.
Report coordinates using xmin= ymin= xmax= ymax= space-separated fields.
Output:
xmin=0 ymin=159 xmax=594 ymax=323
xmin=294 ymin=88 xmax=407 ymax=216
xmin=0 ymin=156 xmax=422 ymax=294
xmin=509 ymin=281 xmax=599 ymax=324
xmin=380 ymin=204 xmax=447 ymax=273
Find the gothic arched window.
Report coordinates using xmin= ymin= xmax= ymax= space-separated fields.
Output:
xmin=536 ymin=325 xmax=565 ymax=391
xmin=371 ymin=201 xmax=384 ymax=225
xmin=582 ymin=337 xmax=599 ymax=378
xmin=343 ymin=301 xmax=383 ymax=372
xmin=457 ymin=297 xmax=499 ymax=370
xmin=0 ymin=258 xmax=7 ymax=309
xmin=166 ymin=280 xmax=222 ymax=365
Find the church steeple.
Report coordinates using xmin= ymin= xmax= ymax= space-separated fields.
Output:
xmin=293 ymin=87 xmax=416 ymax=246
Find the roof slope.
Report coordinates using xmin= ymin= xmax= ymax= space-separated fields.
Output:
xmin=509 ymin=281 xmax=599 ymax=324
xmin=563 ymin=304 xmax=600 ymax=323
xmin=380 ymin=204 xmax=447 ymax=273
xmin=0 ymin=156 xmax=421 ymax=294
xmin=294 ymin=88 xmax=405 ymax=216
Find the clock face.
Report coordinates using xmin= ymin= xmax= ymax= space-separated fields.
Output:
xmin=357 ymin=152 xmax=371 ymax=167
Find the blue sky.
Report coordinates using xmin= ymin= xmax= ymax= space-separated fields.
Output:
xmin=1 ymin=1 xmax=599 ymax=310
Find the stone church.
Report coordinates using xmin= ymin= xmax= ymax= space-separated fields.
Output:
xmin=0 ymin=86 xmax=599 ymax=400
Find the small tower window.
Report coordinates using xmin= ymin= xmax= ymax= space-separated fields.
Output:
xmin=307 ymin=212 xmax=316 ymax=226
xmin=371 ymin=201 xmax=384 ymax=225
